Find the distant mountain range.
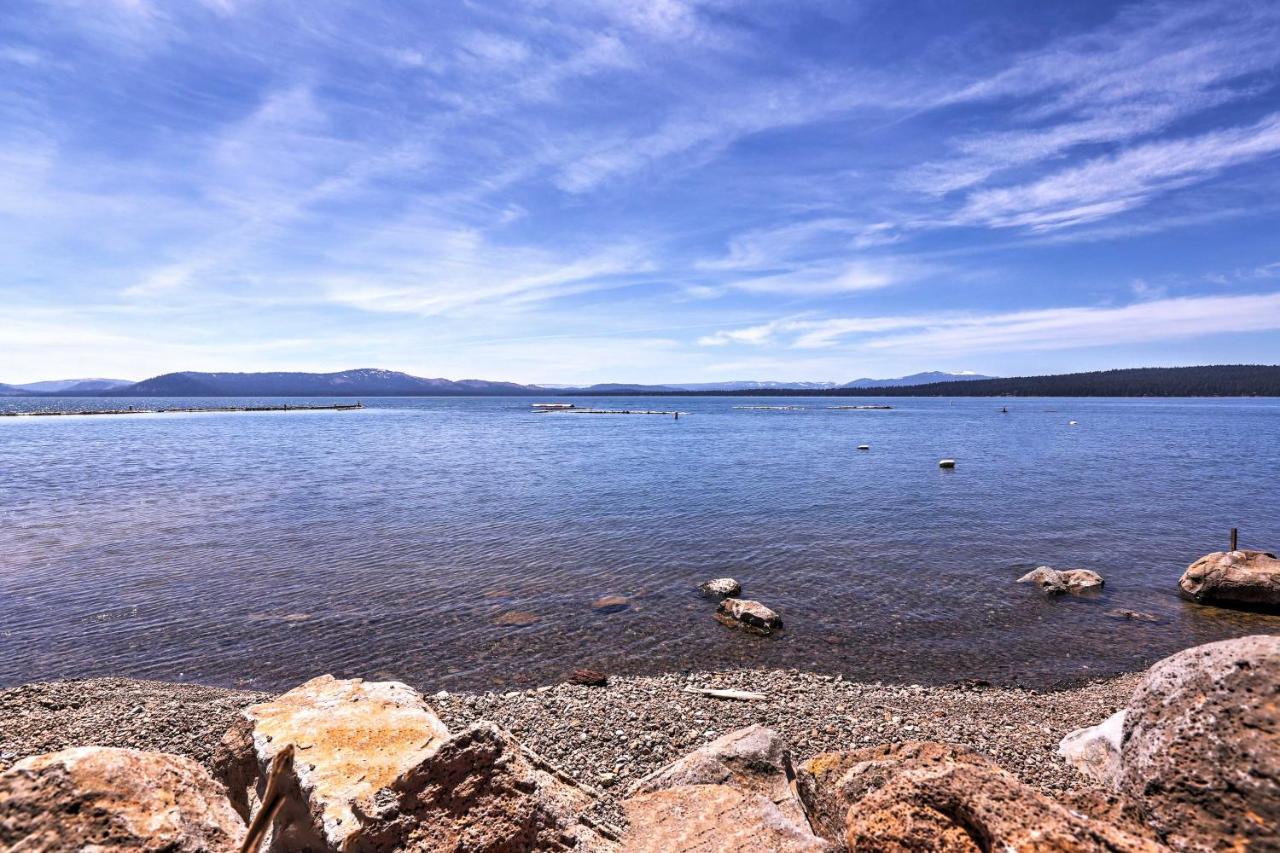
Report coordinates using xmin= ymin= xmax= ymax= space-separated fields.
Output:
xmin=0 ymin=369 xmax=993 ymax=397
xmin=0 ymin=378 xmax=133 ymax=394
xmin=3 ymin=366 xmax=1277 ymax=397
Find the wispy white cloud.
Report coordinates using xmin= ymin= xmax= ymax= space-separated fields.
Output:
xmin=700 ymin=292 xmax=1280 ymax=355
xmin=954 ymin=113 xmax=1280 ymax=230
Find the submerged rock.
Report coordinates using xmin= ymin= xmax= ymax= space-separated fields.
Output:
xmin=622 ymin=785 xmax=829 ymax=852
xmin=1059 ymin=709 xmax=1125 ymax=787
xmin=591 ymin=595 xmax=631 ymax=614
xmin=698 ymin=578 xmax=742 ymax=598
xmin=213 ymin=674 xmax=451 ymax=851
xmin=627 ymin=725 xmax=805 ymax=824
xmin=1177 ymin=549 xmax=1280 ymax=610
xmin=1105 ymin=609 xmax=1160 ymax=623
xmin=714 ymin=597 xmax=783 ymax=635
xmin=1017 ymin=565 xmax=1104 ymax=594
xmin=0 ymin=746 xmax=245 ymax=852
xmin=796 ymin=741 xmax=1160 ymax=851
xmin=493 ymin=610 xmax=540 ymax=627
xmin=1120 ymin=634 xmax=1280 ymax=851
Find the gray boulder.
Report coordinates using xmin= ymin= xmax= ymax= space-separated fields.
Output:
xmin=1120 ymin=635 xmax=1280 ymax=851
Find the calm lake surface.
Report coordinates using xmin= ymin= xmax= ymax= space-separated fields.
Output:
xmin=2 ymin=395 xmax=1278 ymax=692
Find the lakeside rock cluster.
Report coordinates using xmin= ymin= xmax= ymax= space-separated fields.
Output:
xmin=2 ymin=635 xmax=1275 ymax=851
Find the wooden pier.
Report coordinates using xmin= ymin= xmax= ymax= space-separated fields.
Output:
xmin=1 ymin=403 xmax=365 ymax=418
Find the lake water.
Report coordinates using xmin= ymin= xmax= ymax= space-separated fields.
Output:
xmin=2 ymin=395 xmax=1278 ymax=693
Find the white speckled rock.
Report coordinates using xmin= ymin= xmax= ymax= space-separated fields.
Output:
xmin=1059 ymin=709 xmax=1125 ymax=787
xmin=699 ymin=578 xmax=742 ymax=598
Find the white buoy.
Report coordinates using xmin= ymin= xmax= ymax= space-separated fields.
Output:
xmin=857 ymin=444 xmax=870 ymax=450
xmin=1068 ymin=420 xmax=1078 ymax=425
xmin=938 ymin=458 xmax=956 ymax=468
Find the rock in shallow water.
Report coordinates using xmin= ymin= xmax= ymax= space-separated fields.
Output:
xmin=0 ymin=746 xmax=245 ymax=852
xmin=1017 ymin=565 xmax=1104 ymax=594
xmin=591 ymin=595 xmax=631 ymax=614
xmin=1177 ymin=549 xmax=1280 ymax=610
xmin=1120 ymin=634 xmax=1280 ymax=852
xmin=698 ymin=578 xmax=742 ymax=598
xmin=714 ymin=597 xmax=783 ymax=635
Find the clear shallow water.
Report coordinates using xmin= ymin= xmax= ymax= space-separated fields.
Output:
xmin=1 ymin=395 xmax=1278 ymax=693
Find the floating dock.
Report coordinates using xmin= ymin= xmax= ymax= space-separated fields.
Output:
xmin=828 ymin=405 xmax=893 ymax=410
xmin=1 ymin=403 xmax=365 ymax=418
xmin=535 ymin=408 xmax=683 ymax=415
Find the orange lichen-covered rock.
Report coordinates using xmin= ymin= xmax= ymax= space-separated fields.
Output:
xmin=213 ymin=674 xmax=451 ymax=851
xmin=0 ymin=746 xmax=245 ymax=851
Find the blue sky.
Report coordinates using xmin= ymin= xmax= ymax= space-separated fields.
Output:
xmin=3 ymin=0 xmax=1280 ymax=384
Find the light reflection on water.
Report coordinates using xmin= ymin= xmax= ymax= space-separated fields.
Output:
xmin=1 ymin=395 xmax=1278 ymax=692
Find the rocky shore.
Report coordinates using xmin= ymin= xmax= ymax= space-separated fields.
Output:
xmin=1 ymin=669 xmax=1136 ymax=799
xmin=2 ymin=635 xmax=1277 ymax=850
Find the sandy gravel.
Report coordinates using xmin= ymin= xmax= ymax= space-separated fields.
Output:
xmin=1 ymin=669 xmax=1139 ymax=802
xmin=0 ymin=678 xmax=269 ymax=773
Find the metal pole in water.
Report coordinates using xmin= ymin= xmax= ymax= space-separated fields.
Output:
xmin=1230 ymin=527 xmax=1238 ymax=551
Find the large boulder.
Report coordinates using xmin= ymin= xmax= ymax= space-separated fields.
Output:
xmin=627 ymin=725 xmax=805 ymax=824
xmin=714 ymin=598 xmax=783 ymax=635
xmin=213 ymin=674 xmax=452 ymax=850
xmin=1059 ymin=709 xmax=1126 ymax=787
xmin=796 ymin=741 xmax=1162 ymax=851
xmin=622 ymin=784 xmax=829 ymax=852
xmin=349 ymin=721 xmax=617 ymax=852
xmin=1120 ymin=635 xmax=1280 ymax=851
xmin=0 ymin=746 xmax=245 ymax=851
xmin=1177 ymin=550 xmax=1280 ymax=609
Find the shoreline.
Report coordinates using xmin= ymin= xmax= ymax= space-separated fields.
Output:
xmin=0 ymin=667 xmax=1141 ymax=803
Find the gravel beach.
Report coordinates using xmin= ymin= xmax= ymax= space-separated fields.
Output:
xmin=0 ymin=668 xmax=1139 ymax=807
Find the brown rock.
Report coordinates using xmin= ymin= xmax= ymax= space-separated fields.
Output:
xmin=628 ymin=725 xmax=806 ymax=824
xmin=795 ymin=742 xmax=989 ymax=843
xmin=1061 ymin=789 xmax=1163 ymax=847
xmin=349 ymin=722 xmax=617 ymax=852
xmin=1177 ymin=549 xmax=1280 ymax=609
xmin=714 ymin=597 xmax=783 ymax=635
xmin=569 ymin=668 xmax=609 ymax=687
xmin=1120 ymin=635 xmax=1280 ymax=851
xmin=796 ymin=741 xmax=1162 ymax=851
xmin=622 ymin=784 xmax=829 ymax=852
xmin=0 ymin=746 xmax=245 ymax=852
xmin=212 ymin=674 xmax=451 ymax=851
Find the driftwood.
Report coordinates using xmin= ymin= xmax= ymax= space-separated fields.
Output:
xmin=240 ymin=744 xmax=294 ymax=853
xmin=681 ymin=687 xmax=767 ymax=701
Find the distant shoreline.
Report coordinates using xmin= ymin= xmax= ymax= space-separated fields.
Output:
xmin=4 ymin=365 xmax=1279 ymax=398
